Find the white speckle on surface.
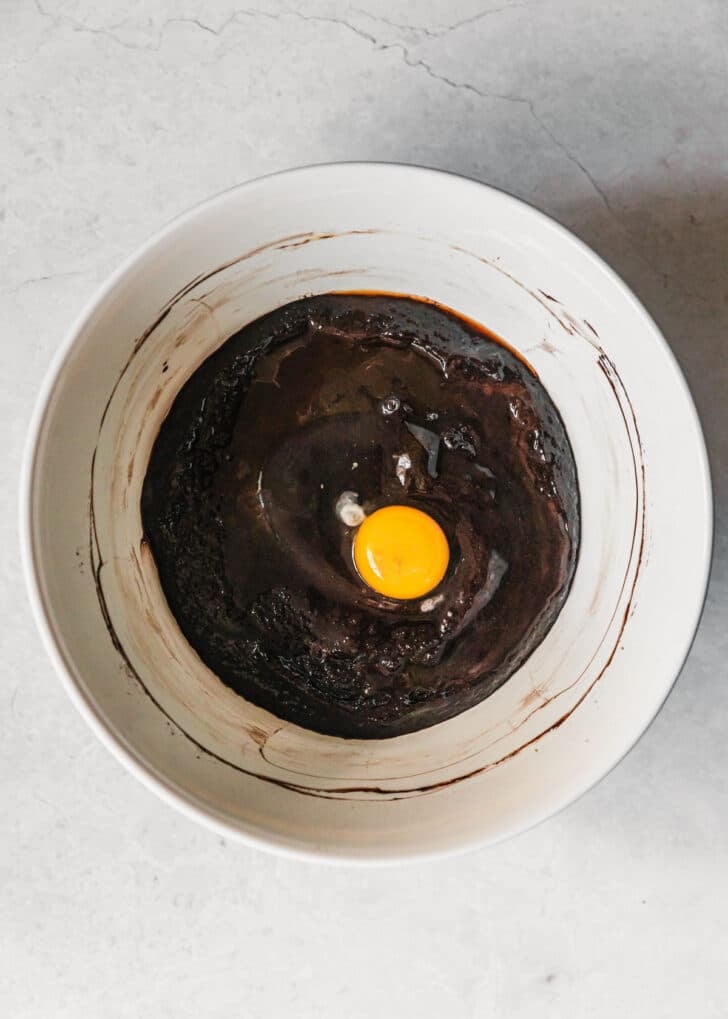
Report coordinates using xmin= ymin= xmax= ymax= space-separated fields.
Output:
xmin=394 ymin=452 xmax=412 ymax=485
xmin=2 ymin=1 xmax=727 ymax=1016
xmin=381 ymin=395 xmax=401 ymax=415
xmin=335 ymin=490 xmax=366 ymax=527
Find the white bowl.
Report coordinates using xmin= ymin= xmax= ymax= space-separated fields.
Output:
xmin=21 ymin=164 xmax=712 ymax=862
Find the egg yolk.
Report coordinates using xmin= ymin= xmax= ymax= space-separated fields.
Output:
xmin=353 ymin=505 xmax=450 ymax=600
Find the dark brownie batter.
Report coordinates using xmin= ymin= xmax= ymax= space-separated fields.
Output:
xmin=141 ymin=294 xmax=579 ymax=738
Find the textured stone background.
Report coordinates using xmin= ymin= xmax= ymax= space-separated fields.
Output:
xmin=2 ymin=2 xmax=726 ymax=1015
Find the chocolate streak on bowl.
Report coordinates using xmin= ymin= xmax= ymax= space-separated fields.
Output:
xmin=88 ymin=232 xmax=646 ymax=800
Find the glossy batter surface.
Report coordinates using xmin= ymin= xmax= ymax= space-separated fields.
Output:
xmin=141 ymin=294 xmax=580 ymax=738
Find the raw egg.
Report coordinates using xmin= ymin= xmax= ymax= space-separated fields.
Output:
xmin=353 ymin=505 xmax=450 ymax=600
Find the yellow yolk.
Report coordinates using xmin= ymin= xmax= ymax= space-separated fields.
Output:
xmin=353 ymin=505 xmax=449 ymax=600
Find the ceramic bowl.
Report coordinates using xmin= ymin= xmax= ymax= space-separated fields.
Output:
xmin=21 ymin=164 xmax=712 ymax=862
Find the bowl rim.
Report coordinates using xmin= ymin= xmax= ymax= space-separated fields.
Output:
xmin=19 ymin=161 xmax=714 ymax=865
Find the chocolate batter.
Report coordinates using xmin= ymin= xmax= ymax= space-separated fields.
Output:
xmin=141 ymin=294 xmax=579 ymax=738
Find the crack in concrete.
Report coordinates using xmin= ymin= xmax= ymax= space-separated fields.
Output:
xmin=32 ymin=1 xmax=282 ymax=52
xmin=30 ymin=0 xmax=645 ymax=286
xmin=403 ymin=52 xmax=531 ymax=106
xmin=352 ymin=3 xmax=531 ymax=39
xmin=525 ymin=101 xmax=617 ymax=217
xmin=282 ymin=10 xmax=534 ymax=109
xmin=286 ymin=9 xmax=379 ymax=45
xmin=4 ymin=270 xmax=84 ymax=296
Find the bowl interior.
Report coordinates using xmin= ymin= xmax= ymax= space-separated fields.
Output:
xmin=26 ymin=165 xmax=711 ymax=859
